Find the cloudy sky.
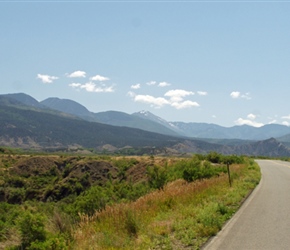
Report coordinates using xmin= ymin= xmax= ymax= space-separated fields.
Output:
xmin=1 ymin=1 xmax=290 ymax=127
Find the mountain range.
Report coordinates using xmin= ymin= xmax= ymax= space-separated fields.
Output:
xmin=1 ymin=92 xmax=290 ymax=157
xmin=40 ymin=96 xmax=290 ymax=141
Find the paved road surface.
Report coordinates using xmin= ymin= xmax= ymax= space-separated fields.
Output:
xmin=203 ymin=160 xmax=290 ymax=250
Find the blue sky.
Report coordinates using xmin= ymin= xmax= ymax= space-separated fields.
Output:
xmin=1 ymin=1 xmax=290 ymax=127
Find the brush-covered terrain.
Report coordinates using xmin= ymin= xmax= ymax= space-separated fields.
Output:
xmin=0 ymin=148 xmax=261 ymax=250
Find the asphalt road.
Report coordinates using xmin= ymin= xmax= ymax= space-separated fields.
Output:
xmin=203 ymin=160 xmax=290 ymax=250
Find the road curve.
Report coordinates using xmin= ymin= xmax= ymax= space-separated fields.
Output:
xmin=203 ymin=160 xmax=290 ymax=250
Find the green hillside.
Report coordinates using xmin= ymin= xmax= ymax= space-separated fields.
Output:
xmin=0 ymin=103 xmax=182 ymax=150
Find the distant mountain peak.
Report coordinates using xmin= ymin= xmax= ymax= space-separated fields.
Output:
xmin=135 ymin=110 xmax=152 ymax=116
xmin=139 ymin=110 xmax=148 ymax=115
xmin=41 ymin=97 xmax=91 ymax=117
xmin=132 ymin=110 xmax=183 ymax=134
xmin=0 ymin=93 xmax=45 ymax=108
xmin=133 ymin=110 xmax=164 ymax=123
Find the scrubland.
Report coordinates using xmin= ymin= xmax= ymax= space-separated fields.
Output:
xmin=0 ymin=150 xmax=260 ymax=250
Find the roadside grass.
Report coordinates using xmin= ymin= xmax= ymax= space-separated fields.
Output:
xmin=72 ymin=158 xmax=261 ymax=250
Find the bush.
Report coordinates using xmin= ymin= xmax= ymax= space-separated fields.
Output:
xmin=0 ymin=202 xmax=21 ymax=242
xmin=6 ymin=187 xmax=26 ymax=204
xmin=17 ymin=211 xmax=46 ymax=249
xmin=222 ymin=155 xmax=245 ymax=164
xmin=147 ymin=165 xmax=167 ymax=190
xmin=68 ymin=185 xmax=112 ymax=216
xmin=27 ymin=234 xmax=68 ymax=250
xmin=182 ymin=160 xmax=226 ymax=183
xmin=206 ymin=152 xmax=222 ymax=164
xmin=6 ymin=177 xmax=26 ymax=188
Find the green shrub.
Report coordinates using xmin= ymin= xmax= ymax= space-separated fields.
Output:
xmin=147 ymin=165 xmax=167 ymax=190
xmin=6 ymin=187 xmax=26 ymax=204
xmin=222 ymin=155 xmax=245 ymax=164
xmin=0 ymin=202 xmax=21 ymax=241
xmin=206 ymin=152 xmax=222 ymax=163
xmin=182 ymin=160 xmax=226 ymax=183
xmin=68 ymin=185 xmax=111 ymax=216
xmin=17 ymin=211 xmax=46 ymax=249
xmin=27 ymin=234 xmax=68 ymax=250
xmin=6 ymin=177 xmax=26 ymax=188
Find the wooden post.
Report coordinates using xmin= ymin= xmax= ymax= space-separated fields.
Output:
xmin=227 ymin=162 xmax=232 ymax=187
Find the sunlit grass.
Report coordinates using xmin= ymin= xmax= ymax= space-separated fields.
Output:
xmin=72 ymin=159 xmax=261 ymax=250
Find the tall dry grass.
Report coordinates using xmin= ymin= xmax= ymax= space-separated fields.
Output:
xmin=72 ymin=162 xmax=259 ymax=249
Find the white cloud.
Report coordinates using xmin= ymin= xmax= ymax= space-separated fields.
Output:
xmin=145 ymin=81 xmax=170 ymax=87
xmin=230 ymin=91 xmax=251 ymax=100
xmin=268 ymin=120 xmax=277 ymax=124
xmin=69 ymin=83 xmax=82 ymax=88
xmin=197 ymin=91 xmax=208 ymax=96
xmin=247 ymin=113 xmax=256 ymax=120
xmin=164 ymin=89 xmax=194 ymax=102
xmin=37 ymin=74 xmax=58 ymax=84
xmin=131 ymin=84 xmax=141 ymax=89
xmin=281 ymin=115 xmax=290 ymax=126
xmin=235 ymin=112 xmax=263 ymax=127
xmin=127 ymin=91 xmax=136 ymax=97
xmin=99 ymin=85 xmax=114 ymax=93
xmin=241 ymin=93 xmax=251 ymax=100
xmin=158 ymin=81 xmax=171 ymax=87
xmin=90 ymin=74 xmax=110 ymax=81
xmin=282 ymin=115 xmax=290 ymax=120
xmin=146 ymin=81 xmax=157 ymax=86
xmin=234 ymin=118 xmax=264 ymax=127
xmin=230 ymin=91 xmax=240 ymax=99
xmin=69 ymin=82 xmax=114 ymax=93
xmin=67 ymin=70 xmax=86 ymax=78
xmin=132 ymin=88 xmax=199 ymax=110
xmin=134 ymin=95 xmax=169 ymax=108
xmin=171 ymin=100 xmax=199 ymax=109
xmin=80 ymin=82 xmax=96 ymax=92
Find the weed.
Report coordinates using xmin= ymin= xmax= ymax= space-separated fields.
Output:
xmin=124 ymin=209 xmax=139 ymax=237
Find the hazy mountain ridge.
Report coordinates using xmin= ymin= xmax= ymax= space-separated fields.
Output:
xmin=41 ymin=98 xmax=92 ymax=118
xmin=1 ymin=93 xmax=290 ymax=157
xmin=232 ymin=138 xmax=290 ymax=157
xmin=170 ymin=122 xmax=290 ymax=140
xmin=41 ymin=97 xmax=179 ymax=136
xmin=124 ymin=108 xmax=290 ymax=141
xmin=132 ymin=110 xmax=184 ymax=135
xmin=0 ymin=103 xmax=183 ymax=150
xmin=4 ymin=93 xmax=45 ymax=108
xmin=6 ymin=93 xmax=290 ymax=141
